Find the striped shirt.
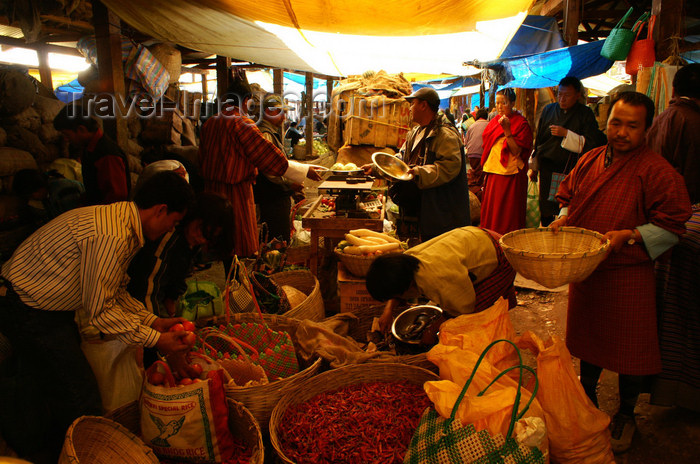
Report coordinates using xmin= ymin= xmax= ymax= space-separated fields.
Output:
xmin=1 ymin=201 xmax=160 ymax=347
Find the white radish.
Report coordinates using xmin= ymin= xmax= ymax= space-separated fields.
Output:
xmin=344 ymin=233 xmax=376 ymax=246
xmin=357 ymin=242 xmax=400 ymax=254
xmin=342 ymin=245 xmax=363 ymax=255
xmin=349 ymin=229 xmax=400 ymax=243
xmin=362 ymin=236 xmax=388 ymax=244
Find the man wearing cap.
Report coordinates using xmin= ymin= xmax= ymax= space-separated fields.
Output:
xmin=389 ymin=87 xmax=470 ymax=241
xmin=251 ymin=93 xmax=304 ymax=241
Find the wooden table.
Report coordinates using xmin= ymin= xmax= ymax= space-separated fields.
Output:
xmin=301 ymin=195 xmax=384 ymax=275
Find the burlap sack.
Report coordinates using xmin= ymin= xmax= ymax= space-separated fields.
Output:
xmin=0 ymin=70 xmax=36 ymax=116
xmin=39 ymin=123 xmax=62 ymax=145
xmin=0 ymin=147 xmax=37 ymax=177
xmin=0 ymin=127 xmax=6 ymax=147
xmin=5 ymin=127 xmax=50 ymax=164
xmin=0 ymin=107 xmax=41 ymax=132
xmin=32 ymin=95 xmax=65 ymax=124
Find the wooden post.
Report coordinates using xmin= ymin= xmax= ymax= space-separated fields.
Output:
xmin=201 ymin=72 xmax=208 ymax=104
xmin=91 ymin=0 xmax=129 ymax=152
xmin=37 ymin=47 xmax=52 ymax=90
xmin=326 ymin=77 xmax=333 ymax=115
xmin=273 ymin=68 xmax=284 ymax=96
xmin=305 ymin=72 xmax=314 ymax=157
xmin=563 ymin=0 xmax=581 ymax=46
xmin=216 ymin=56 xmax=231 ymax=101
xmin=652 ymin=0 xmax=684 ymax=62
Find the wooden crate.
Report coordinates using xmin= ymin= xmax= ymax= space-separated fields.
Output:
xmin=344 ymin=95 xmax=411 ymax=149
xmin=337 ymin=263 xmax=381 ymax=313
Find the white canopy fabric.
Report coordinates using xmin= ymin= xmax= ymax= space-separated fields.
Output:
xmin=101 ymin=0 xmax=532 ymax=77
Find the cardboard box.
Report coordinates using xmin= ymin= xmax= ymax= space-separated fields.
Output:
xmin=337 ymin=263 xmax=381 ymax=313
xmin=344 ymin=95 xmax=411 ymax=149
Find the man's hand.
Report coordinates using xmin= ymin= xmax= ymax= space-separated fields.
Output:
xmin=361 ymin=163 xmax=375 ymax=176
xmin=306 ymin=167 xmax=322 ymax=181
xmin=603 ymin=229 xmax=635 ymax=253
xmin=166 ymin=352 xmax=200 ymax=379
xmin=550 ymin=125 xmax=568 ymax=137
xmin=499 ymin=115 xmax=511 ymax=132
xmin=549 ymin=215 xmax=568 ymax=233
xmin=378 ymin=299 xmax=399 ymax=333
xmin=152 ymin=317 xmax=187 ymax=333
xmin=164 ymin=299 xmax=177 ymax=317
xmin=155 ymin=331 xmax=190 ymax=356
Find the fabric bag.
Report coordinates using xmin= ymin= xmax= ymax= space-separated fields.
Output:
xmin=547 ymin=151 xmax=575 ymax=202
xmin=178 ymin=280 xmax=224 ymax=321
xmin=250 ymin=271 xmax=291 ymax=314
xmin=626 ymin=14 xmax=656 ymax=75
xmin=526 ymin=180 xmax=540 ymax=228
xmin=140 ymin=360 xmax=236 ymax=463
xmin=404 ymin=339 xmax=545 ymax=464
xmin=516 ymin=331 xmax=614 ymax=464
xmin=600 ymin=8 xmax=641 ymax=61
xmin=125 ymin=44 xmax=170 ymax=99
xmin=223 ymin=255 xmax=256 ymax=314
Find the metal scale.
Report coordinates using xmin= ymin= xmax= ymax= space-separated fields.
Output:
xmin=317 ymin=173 xmax=378 ymax=218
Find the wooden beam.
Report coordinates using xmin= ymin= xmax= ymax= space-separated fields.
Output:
xmin=37 ymin=47 xmax=52 ymax=90
xmin=679 ymin=40 xmax=700 ymax=53
xmin=326 ymin=77 xmax=333 ymax=106
xmin=0 ymin=35 xmax=82 ymax=56
xmin=305 ymin=72 xmax=313 ymax=157
xmin=652 ymin=0 xmax=684 ymax=62
xmin=563 ymin=0 xmax=581 ymax=46
xmin=540 ymin=0 xmax=564 ymax=16
xmin=40 ymin=14 xmax=94 ymax=31
xmin=201 ymin=74 xmax=208 ymax=104
xmin=91 ymin=0 xmax=129 ymax=152
xmin=273 ymin=68 xmax=283 ymax=96
xmin=216 ymin=55 xmax=231 ymax=100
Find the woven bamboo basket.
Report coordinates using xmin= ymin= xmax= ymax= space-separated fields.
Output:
xmin=341 ymin=304 xmax=437 ymax=372
xmin=106 ymin=399 xmax=264 ymax=464
xmin=269 ymin=363 xmax=439 ymax=464
xmin=204 ymin=312 xmax=322 ymax=431
xmin=59 ymin=415 xmax=158 ymax=464
xmin=274 ymin=270 xmax=325 ymax=321
xmin=334 ymin=250 xmax=380 ymax=277
xmin=499 ymin=227 xmax=610 ymax=289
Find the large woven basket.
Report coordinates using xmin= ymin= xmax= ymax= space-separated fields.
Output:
xmin=499 ymin=227 xmax=610 ymax=289
xmin=334 ymin=250 xmax=379 ymax=277
xmin=269 ymin=363 xmax=439 ymax=464
xmin=204 ymin=312 xmax=322 ymax=431
xmin=274 ymin=270 xmax=325 ymax=321
xmin=106 ymin=399 xmax=264 ymax=464
xmin=59 ymin=415 xmax=158 ymax=464
xmin=339 ymin=304 xmax=437 ymax=372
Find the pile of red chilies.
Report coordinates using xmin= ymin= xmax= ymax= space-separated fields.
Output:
xmin=278 ymin=380 xmax=430 ymax=463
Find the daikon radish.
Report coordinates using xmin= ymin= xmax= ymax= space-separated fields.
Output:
xmin=349 ymin=229 xmax=400 ymax=243
xmin=363 ymin=236 xmax=388 ymax=244
xmin=342 ymin=245 xmax=363 ymax=255
xmin=357 ymin=242 xmax=400 ymax=254
xmin=344 ymin=233 xmax=375 ymax=246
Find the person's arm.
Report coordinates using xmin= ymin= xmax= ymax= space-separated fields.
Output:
xmin=94 ymin=155 xmax=129 ymax=203
xmin=410 ymin=130 xmax=462 ymax=189
xmin=378 ymin=298 xmax=400 ymax=333
xmin=603 ymin=225 xmax=678 ymax=257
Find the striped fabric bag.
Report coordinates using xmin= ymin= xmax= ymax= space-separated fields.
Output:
xmin=125 ymin=44 xmax=170 ymax=99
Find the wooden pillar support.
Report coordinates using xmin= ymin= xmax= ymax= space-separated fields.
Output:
xmin=652 ymin=0 xmax=684 ymax=62
xmin=37 ymin=47 xmax=52 ymax=90
xmin=563 ymin=0 xmax=581 ymax=46
xmin=216 ymin=56 xmax=231 ymax=101
xmin=91 ymin=0 xmax=128 ymax=152
xmin=326 ymin=77 xmax=333 ymax=114
xmin=305 ymin=72 xmax=314 ymax=157
xmin=201 ymin=73 xmax=208 ymax=104
xmin=273 ymin=68 xmax=284 ymax=96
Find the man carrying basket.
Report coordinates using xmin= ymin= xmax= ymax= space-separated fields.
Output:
xmin=549 ymin=92 xmax=691 ymax=453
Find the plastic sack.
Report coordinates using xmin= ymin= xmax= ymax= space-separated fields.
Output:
xmin=81 ymin=339 xmax=143 ymax=413
xmin=516 ymin=331 xmax=614 ymax=464
xmin=141 ymin=361 xmax=236 ymax=462
xmin=177 ymin=280 xmax=223 ymax=321
xmin=526 ymin=180 xmax=541 ymax=228
xmin=437 ymin=297 xmax=518 ymax=372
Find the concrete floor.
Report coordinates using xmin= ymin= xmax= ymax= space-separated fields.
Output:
xmin=510 ymin=279 xmax=700 ymax=463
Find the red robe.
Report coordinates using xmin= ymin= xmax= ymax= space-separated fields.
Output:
xmin=479 ymin=112 xmax=533 ymax=234
xmin=556 ymin=144 xmax=691 ymax=375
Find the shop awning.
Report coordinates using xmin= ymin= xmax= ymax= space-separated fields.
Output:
xmin=100 ymin=0 xmax=533 ymax=77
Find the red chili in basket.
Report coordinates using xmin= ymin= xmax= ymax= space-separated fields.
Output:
xmin=278 ymin=380 xmax=430 ymax=464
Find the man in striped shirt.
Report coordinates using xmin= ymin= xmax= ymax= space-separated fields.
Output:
xmin=0 ymin=171 xmax=194 ymax=464
xmin=199 ymin=80 xmax=321 ymax=264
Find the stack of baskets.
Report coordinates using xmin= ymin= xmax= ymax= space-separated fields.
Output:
xmin=499 ymin=227 xmax=610 ymax=289
xmin=273 ymin=269 xmax=324 ymax=321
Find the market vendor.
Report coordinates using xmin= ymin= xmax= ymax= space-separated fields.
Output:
xmin=365 ymin=87 xmax=470 ymax=241
xmin=0 ymin=171 xmax=194 ymax=464
xmin=365 ymin=226 xmax=516 ymax=333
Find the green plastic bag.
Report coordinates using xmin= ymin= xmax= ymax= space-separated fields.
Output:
xmin=178 ymin=280 xmax=223 ymax=322
xmin=526 ymin=180 xmax=541 ymax=228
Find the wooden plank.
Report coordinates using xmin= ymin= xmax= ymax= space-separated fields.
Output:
xmin=653 ymin=0 xmax=684 ymax=62
xmin=91 ymin=0 xmax=129 ymax=152
xmin=0 ymin=35 xmax=82 ymax=56
xmin=540 ymin=0 xmax=564 ymax=16
xmin=37 ymin=47 xmax=52 ymax=90
xmin=563 ymin=0 xmax=581 ymax=46
xmin=305 ymin=72 xmax=314 ymax=157
xmin=216 ymin=55 xmax=231 ymax=100
xmin=40 ymin=14 xmax=94 ymax=31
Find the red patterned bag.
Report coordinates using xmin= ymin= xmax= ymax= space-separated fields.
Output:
xmin=626 ymin=14 xmax=657 ymax=76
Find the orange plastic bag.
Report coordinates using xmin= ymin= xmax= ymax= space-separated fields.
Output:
xmin=425 ymin=342 xmax=549 ymax=460
xmin=516 ymin=331 xmax=614 ymax=464
xmin=437 ymin=297 xmax=518 ymax=372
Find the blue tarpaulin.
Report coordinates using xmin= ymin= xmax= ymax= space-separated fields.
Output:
xmin=54 ymin=79 xmax=84 ymax=103
xmin=500 ymin=40 xmax=614 ymax=89
xmin=500 ymin=15 xmax=566 ymax=59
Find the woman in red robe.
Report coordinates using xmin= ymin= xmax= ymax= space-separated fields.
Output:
xmin=480 ymin=89 xmax=533 ymax=234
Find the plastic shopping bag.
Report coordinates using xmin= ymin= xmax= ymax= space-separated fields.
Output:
xmin=516 ymin=331 xmax=614 ymax=464
xmin=526 ymin=180 xmax=541 ymax=228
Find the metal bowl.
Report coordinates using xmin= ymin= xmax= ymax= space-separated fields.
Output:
xmin=391 ymin=305 xmax=443 ymax=344
xmin=372 ymin=152 xmax=413 ymax=181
